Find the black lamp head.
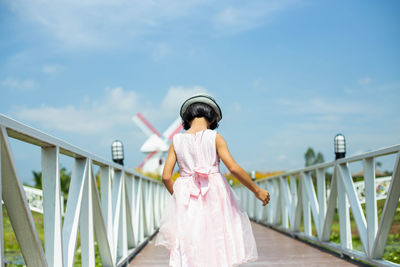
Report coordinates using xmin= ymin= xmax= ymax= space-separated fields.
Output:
xmin=334 ymin=134 xmax=346 ymax=160
xmin=111 ymin=140 xmax=124 ymax=165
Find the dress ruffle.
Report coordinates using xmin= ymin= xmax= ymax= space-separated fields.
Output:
xmin=155 ymin=172 xmax=258 ymax=267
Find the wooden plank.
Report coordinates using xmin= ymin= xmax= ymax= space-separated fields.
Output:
xmin=128 ymin=221 xmax=357 ymax=267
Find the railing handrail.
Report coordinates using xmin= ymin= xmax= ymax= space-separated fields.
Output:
xmin=0 ymin=113 xmax=167 ymax=267
xmin=0 ymin=113 xmax=159 ymax=183
xmin=252 ymin=144 xmax=400 ymax=183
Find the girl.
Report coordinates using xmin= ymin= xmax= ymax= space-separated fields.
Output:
xmin=155 ymin=94 xmax=270 ymax=267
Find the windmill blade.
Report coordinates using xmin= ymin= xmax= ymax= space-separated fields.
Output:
xmin=137 ymin=150 xmax=158 ymax=170
xmin=163 ymin=117 xmax=183 ymax=140
xmin=132 ymin=113 xmax=162 ymax=138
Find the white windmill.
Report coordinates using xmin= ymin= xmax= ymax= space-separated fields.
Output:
xmin=132 ymin=113 xmax=183 ymax=175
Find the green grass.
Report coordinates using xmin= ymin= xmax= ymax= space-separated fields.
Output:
xmin=2 ymin=206 xmax=102 ymax=266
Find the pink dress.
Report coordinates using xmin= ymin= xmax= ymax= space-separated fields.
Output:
xmin=155 ymin=129 xmax=258 ymax=267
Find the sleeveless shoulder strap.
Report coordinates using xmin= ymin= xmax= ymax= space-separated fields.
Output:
xmin=172 ymin=133 xmax=182 ymax=156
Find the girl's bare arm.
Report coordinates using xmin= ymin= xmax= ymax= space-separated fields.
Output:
xmin=216 ymin=133 xmax=270 ymax=206
xmin=162 ymin=142 xmax=177 ymax=195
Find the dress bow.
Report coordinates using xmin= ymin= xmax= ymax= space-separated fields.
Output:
xmin=180 ymin=166 xmax=211 ymax=207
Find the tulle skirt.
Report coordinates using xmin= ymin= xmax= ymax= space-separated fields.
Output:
xmin=155 ymin=173 xmax=258 ymax=267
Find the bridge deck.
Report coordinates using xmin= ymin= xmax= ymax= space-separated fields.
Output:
xmin=128 ymin=221 xmax=358 ymax=267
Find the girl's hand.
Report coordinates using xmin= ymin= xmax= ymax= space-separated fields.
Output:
xmin=254 ymin=188 xmax=270 ymax=206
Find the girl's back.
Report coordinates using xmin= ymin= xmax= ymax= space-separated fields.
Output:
xmin=172 ymin=129 xmax=220 ymax=177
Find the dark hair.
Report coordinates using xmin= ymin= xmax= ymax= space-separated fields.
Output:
xmin=182 ymin=102 xmax=219 ymax=130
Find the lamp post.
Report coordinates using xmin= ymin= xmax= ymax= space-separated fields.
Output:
xmin=334 ymin=134 xmax=346 ymax=160
xmin=251 ymin=170 xmax=256 ymax=181
xmin=111 ymin=140 xmax=124 ymax=166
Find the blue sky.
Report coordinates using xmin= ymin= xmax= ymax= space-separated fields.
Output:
xmin=1 ymin=0 xmax=399 ymax=184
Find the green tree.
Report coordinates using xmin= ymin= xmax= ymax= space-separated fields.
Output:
xmin=32 ymin=170 xmax=42 ymax=188
xmin=376 ymin=161 xmax=382 ymax=169
xmin=304 ymin=147 xmax=325 ymax=167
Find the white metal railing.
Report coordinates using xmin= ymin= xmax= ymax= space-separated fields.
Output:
xmin=0 ymin=114 xmax=170 ymax=267
xmin=234 ymin=144 xmax=400 ymax=267
xmin=343 ymin=176 xmax=391 ymax=205
xmin=23 ymin=185 xmax=65 ymax=215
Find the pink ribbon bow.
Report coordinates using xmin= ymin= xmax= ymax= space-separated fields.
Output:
xmin=179 ymin=167 xmax=212 ymax=207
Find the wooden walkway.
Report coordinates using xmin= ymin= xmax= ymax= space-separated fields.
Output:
xmin=128 ymin=221 xmax=360 ymax=267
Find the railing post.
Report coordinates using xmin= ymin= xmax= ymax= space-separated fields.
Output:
xmin=316 ymin=168 xmax=326 ymax=238
xmin=279 ymin=176 xmax=289 ymax=228
xmin=117 ymin=172 xmax=128 ymax=260
xmin=371 ymin=152 xmax=400 ymax=259
xmin=154 ymin=184 xmax=161 ymax=226
xmin=145 ymin=180 xmax=155 ymax=233
xmin=302 ymin=171 xmax=320 ymax=237
xmin=363 ymin=157 xmax=377 ymax=256
xmin=80 ymin=160 xmax=95 ymax=267
xmin=63 ymin=158 xmax=88 ymax=267
xmin=42 ymin=146 xmax=64 ymax=267
xmin=100 ymin=166 xmax=115 ymax=261
xmin=321 ymin=167 xmax=337 ymax=242
xmin=293 ymin=175 xmax=302 ymax=232
xmin=289 ymin=175 xmax=297 ymax=227
xmin=271 ymin=179 xmax=281 ymax=225
xmin=338 ymin=163 xmax=368 ymax=253
xmin=126 ymin=175 xmax=138 ymax=247
xmin=124 ymin=173 xmax=136 ymax=250
xmin=90 ymin=163 xmax=114 ymax=267
xmin=336 ymin=164 xmax=352 ymax=250
xmin=135 ymin=177 xmax=145 ymax=245
xmin=142 ymin=180 xmax=150 ymax=237
xmin=301 ymin=173 xmax=311 ymax=236
xmin=111 ymin=169 xmax=124 ymax=261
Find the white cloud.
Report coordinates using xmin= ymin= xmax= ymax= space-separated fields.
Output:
xmin=358 ymin=77 xmax=372 ymax=85
xmin=13 ymin=85 xmax=211 ymax=134
xmin=277 ymin=97 xmax=369 ymax=115
xmin=147 ymin=42 xmax=172 ymax=61
xmin=213 ymin=0 xmax=299 ymax=34
xmin=161 ymin=85 xmax=209 ymax=116
xmin=7 ymin=0 xmax=299 ymax=49
xmin=278 ymin=154 xmax=287 ymax=161
xmin=14 ymin=87 xmax=138 ymax=134
xmin=8 ymin=0 xmax=206 ymax=48
xmin=1 ymin=78 xmax=37 ymax=92
xmin=42 ymin=64 xmax=64 ymax=74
